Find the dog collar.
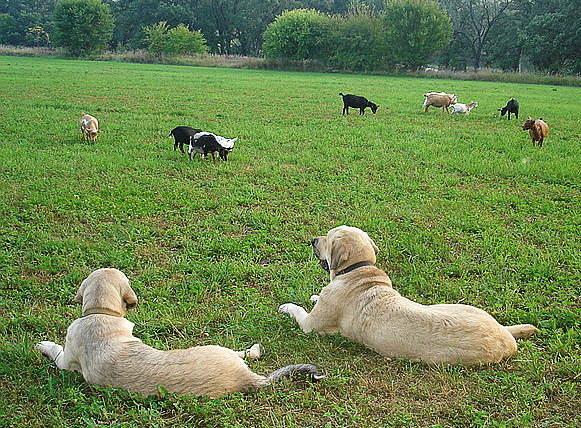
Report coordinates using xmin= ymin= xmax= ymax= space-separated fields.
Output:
xmin=335 ymin=261 xmax=375 ymax=276
xmin=82 ymin=307 xmax=124 ymax=317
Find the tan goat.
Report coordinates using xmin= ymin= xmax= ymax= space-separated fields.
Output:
xmin=423 ymin=92 xmax=457 ymax=113
xmin=80 ymin=113 xmax=100 ymax=142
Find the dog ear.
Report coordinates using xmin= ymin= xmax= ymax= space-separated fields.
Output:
xmin=329 ymin=237 xmax=349 ymax=271
xmin=74 ymin=288 xmax=83 ymax=304
xmin=123 ymin=287 xmax=138 ymax=310
xmin=369 ymin=236 xmax=379 ymax=255
xmin=74 ymin=279 xmax=86 ymax=304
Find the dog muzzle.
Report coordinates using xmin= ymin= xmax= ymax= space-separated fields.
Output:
xmin=318 ymin=259 xmax=330 ymax=272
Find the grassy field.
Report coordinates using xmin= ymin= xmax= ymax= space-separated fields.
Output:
xmin=0 ymin=55 xmax=579 ymax=427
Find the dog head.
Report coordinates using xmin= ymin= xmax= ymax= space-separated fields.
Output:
xmin=312 ymin=226 xmax=379 ymax=279
xmin=74 ymin=268 xmax=138 ymax=317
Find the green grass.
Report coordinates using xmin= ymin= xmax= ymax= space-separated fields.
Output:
xmin=0 ymin=56 xmax=580 ymax=427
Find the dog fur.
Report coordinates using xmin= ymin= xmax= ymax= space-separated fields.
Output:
xmin=279 ymin=226 xmax=537 ymax=365
xmin=38 ymin=268 xmax=323 ymax=397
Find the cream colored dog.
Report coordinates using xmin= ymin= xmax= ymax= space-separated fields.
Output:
xmin=279 ymin=226 xmax=538 ymax=365
xmin=38 ymin=268 xmax=322 ymax=397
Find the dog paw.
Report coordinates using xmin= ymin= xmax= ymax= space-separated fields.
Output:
xmin=278 ymin=303 xmax=295 ymax=315
xmin=246 ymin=343 xmax=263 ymax=360
xmin=37 ymin=341 xmax=62 ymax=360
xmin=309 ymin=295 xmax=320 ymax=302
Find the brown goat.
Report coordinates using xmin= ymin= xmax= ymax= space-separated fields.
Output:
xmin=522 ymin=117 xmax=549 ymax=147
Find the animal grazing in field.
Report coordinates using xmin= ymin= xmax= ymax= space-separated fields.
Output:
xmin=279 ymin=225 xmax=538 ymax=366
xmin=499 ymin=99 xmax=519 ymax=120
xmin=423 ymin=92 xmax=457 ymax=113
xmin=450 ymin=101 xmax=478 ymax=115
xmin=80 ymin=113 xmax=100 ymax=142
xmin=169 ymin=126 xmax=203 ymax=153
xmin=522 ymin=117 xmax=549 ymax=147
xmin=189 ymin=132 xmax=237 ymax=161
xmin=339 ymin=93 xmax=379 ymax=115
xmin=37 ymin=268 xmax=323 ymax=398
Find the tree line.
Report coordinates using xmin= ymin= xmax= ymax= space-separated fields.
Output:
xmin=1 ymin=0 xmax=579 ymax=74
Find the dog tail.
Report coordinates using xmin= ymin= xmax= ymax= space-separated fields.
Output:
xmin=263 ymin=363 xmax=325 ymax=385
xmin=505 ymin=324 xmax=538 ymax=339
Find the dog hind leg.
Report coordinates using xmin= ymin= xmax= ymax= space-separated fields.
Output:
xmin=504 ymin=324 xmax=538 ymax=339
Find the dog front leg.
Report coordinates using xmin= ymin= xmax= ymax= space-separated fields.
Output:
xmin=279 ymin=303 xmax=313 ymax=333
xmin=37 ymin=341 xmax=68 ymax=369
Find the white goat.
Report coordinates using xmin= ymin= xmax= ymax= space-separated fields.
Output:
xmin=450 ymin=101 xmax=478 ymax=115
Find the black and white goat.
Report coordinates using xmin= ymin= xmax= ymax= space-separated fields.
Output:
xmin=189 ymin=132 xmax=237 ymax=161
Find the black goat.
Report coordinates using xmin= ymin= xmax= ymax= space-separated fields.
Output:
xmin=169 ymin=126 xmax=202 ymax=153
xmin=339 ymin=93 xmax=379 ymax=115
xmin=499 ymin=99 xmax=519 ymax=120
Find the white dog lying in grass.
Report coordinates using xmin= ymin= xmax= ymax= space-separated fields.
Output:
xmin=38 ymin=268 xmax=323 ymax=397
xmin=280 ymin=226 xmax=537 ymax=366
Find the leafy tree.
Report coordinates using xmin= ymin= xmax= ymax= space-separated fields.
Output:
xmin=440 ymin=0 xmax=514 ymax=70
xmin=53 ymin=0 xmax=114 ymax=56
xmin=107 ymin=0 xmax=196 ymax=49
xmin=523 ymin=0 xmax=581 ymax=74
xmin=25 ymin=25 xmax=51 ymax=47
xmin=381 ymin=0 xmax=452 ymax=70
xmin=0 ymin=0 xmax=56 ymax=46
xmin=329 ymin=11 xmax=384 ymax=71
xmin=262 ymin=8 xmax=333 ymax=60
xmin=482 ymin=2 xmax=532 ymax=73
xmin=143 ymin=21 xmax=170 ymax=56
xmin=0 ymin=13 xmax=20 ymax=44
xmin=195 ymin=0 xmax=302 ymax=55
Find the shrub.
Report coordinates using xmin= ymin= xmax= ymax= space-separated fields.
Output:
xmin=262 ymin=9 xmax=333 ymax=61
xmin=143 ymin=22 xmax=209 ymax=57
xmin=165 ymin=25 xmax=209 ymax=56
xmin=329 ymin=12 xmax=384 ymax=71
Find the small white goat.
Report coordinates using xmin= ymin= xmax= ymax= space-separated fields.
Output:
xmin=450 ymin=101 xmax=478 ymax=115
